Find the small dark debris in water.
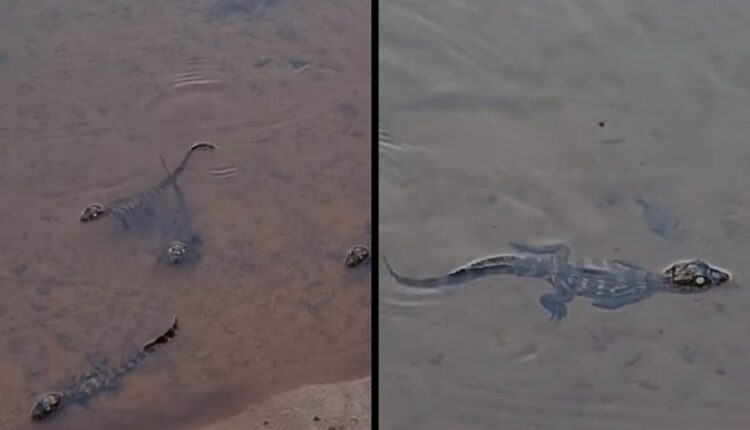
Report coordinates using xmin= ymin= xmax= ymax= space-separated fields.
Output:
xmin=336 ymin=102 xmax=358 ymax=117
xmin=263 ymin=419 xmax=270 ymax=425
xmin=623 ymin=351 xmax=645 ymax=368
xmin=313 ymin=415 xmax=321 ymax=422
xmin=345 ymin=245 xmax=370 ymax=268
xmin=289 ymin=58 xmax=309 ymax=70
xmin=631 ymin=379 xmax=660 ymax=391
xmin=596 ymin=193 xmax=619 ymax=209
xmin=598 ymin=121 xmax=606 ymax=128
xmin=427 ymin=353 xmax=445 ymax=366
xmin=635 ymin=197 xmax=681 ymax=240
xmin=255 ymin=55 xmax=270 ymax=68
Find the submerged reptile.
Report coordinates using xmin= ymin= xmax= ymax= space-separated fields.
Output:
xmin=159 ymin=156 xmax=200 ymax=264
xmin=383 ymin=242 xmax=730 ymax=320
xmin=345 ymin=245 xmax=370 ymax=268
xmin=80 ymin=141 xmax=217 ymax=229
xmin=30 ymin=317 xmax=179 ymax=421
xmin=345 ymin=222 xmax=372 ymax=268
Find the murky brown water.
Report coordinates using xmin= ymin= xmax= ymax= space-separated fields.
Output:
xmin=381 ymin=1 xmax=750 ymax=429
xmin=0 ymin=0 xmax=370 ymax=429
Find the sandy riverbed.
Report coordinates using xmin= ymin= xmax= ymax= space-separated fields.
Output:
xmin=198 ymin=377 xmax=371 ymax=430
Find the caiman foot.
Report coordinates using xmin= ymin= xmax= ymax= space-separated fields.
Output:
xmin=117 ymin=216 xmax=130 ymax=230
xmin=539 ymin=293 xmax=568 ymax=320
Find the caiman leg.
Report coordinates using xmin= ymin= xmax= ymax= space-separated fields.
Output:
xmin=508 ymin=242 xmax=570 ymax=259
xmin=89 ymin=355 xmax=120 ymax=390
xmin=539 ymin=278 xmax=575 ymax=320
xmin=115 ymin=215 xmax=130 ymax=230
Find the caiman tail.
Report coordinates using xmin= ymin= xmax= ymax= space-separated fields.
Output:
xmin=111 ymin=316 xmax=179 ymax=378
xmin=382 ymin=254 xmax=527 ymax=289
xmin=148 ymin=141 xmax=217 ymax=198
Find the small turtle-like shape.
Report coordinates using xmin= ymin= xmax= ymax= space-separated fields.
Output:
xmin=167 ymin=240 xmax=188 ymax=264
xmin=345 ymin=245 xmax=370 ymax=268
xmin=80 ymin=203 xmax=106 ymax=222
xmin=30 ymin=392 xmax=62 ymax=421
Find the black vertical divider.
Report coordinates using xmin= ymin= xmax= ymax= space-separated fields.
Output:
xmin=371 ymin=0 xmax=380 ymax=427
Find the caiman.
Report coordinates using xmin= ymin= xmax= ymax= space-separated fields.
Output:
xmin=345 ymin=245 xmax=370 ymax=268
xmin=383 ymin=242 xmax=731 ymax=320
xmin=158 ymin=156 xmax=200 ymax=264
xmin=80 ymin=141 xmax=217 ymax=229
xmin=30 ymin=316 xmax=179 ymax=421
xmin=345 ymin=222 xmax=372 ymax=268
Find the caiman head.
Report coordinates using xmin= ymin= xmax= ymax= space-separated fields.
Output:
xmin=80 ymin=203 xmax=107 ymax=222
xmin=167 ymin=240 xmax=188 ymax=264
xmin=30 ymin=392 xmax=62 ymax=421
xmin=663 ymin=259 xmax=730 ymax=293
xmin=345 ymin=245 xmax=370 ymax=268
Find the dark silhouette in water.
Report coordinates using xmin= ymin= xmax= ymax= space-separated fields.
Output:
xmin=158 ymin=155 xmax=201 ymax=265
xmin=30 ymin=317 xmax=179 ymax=421
xmin=384 ymin=242 xmax=730 ymax=320
xmin=80 ymin=141 xmax=217 ymax=229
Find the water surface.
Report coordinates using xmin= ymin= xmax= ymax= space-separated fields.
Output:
xmin=380 ymin=1 xmax=750 ymax=428
xmin=0 ymin=1 xmax=371 ymax=428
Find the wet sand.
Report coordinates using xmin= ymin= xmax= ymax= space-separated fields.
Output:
xmin=381 ymin=1 xmax=750 ymax=429
xmin=198 ymin=377 xmax=370 ymax=430
xmin=0 ymin=0 xmax=370 ymax=429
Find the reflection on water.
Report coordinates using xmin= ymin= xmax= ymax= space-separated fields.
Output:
xmin=0 ymin=0 xmax=370 ymax=429
xmin=381 ymin=0 xmax=750 ymax=429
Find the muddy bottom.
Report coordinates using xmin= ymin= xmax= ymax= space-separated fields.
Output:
xmin=0 ymin=0 xmax=370 ymax=429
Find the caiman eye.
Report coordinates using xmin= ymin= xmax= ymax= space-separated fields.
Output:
xmin=694 ymin=276 xmax=706 ymax=286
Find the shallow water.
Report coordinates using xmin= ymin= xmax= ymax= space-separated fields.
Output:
xmin=380 ymin=1 xmax=750 ymax=429
xmin=0 ymin=0 xmax=370 ymax=428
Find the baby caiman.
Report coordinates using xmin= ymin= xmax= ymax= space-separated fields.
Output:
xmin=80 ymin=141 xmax=217 ymax=229
xmin=30 ymin=316 xmax=179 ymax=421
xmin=383 ymin=242 xmax=730 ymax=320
xmin=345 ymin=245 xmax=370 ymax=268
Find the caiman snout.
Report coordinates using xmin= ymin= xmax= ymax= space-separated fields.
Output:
xmin=710 ymin=268 xmax=730 ymax=284
xmin=80 ymin=203 xmax=106 ymax=222
xmin=664 ymin=258 xmax=731 ymax=291
xmin=30 ymin=392 xmax=62 ymax=421
xmin=167 ymin=241 xmax=187 ymax=264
